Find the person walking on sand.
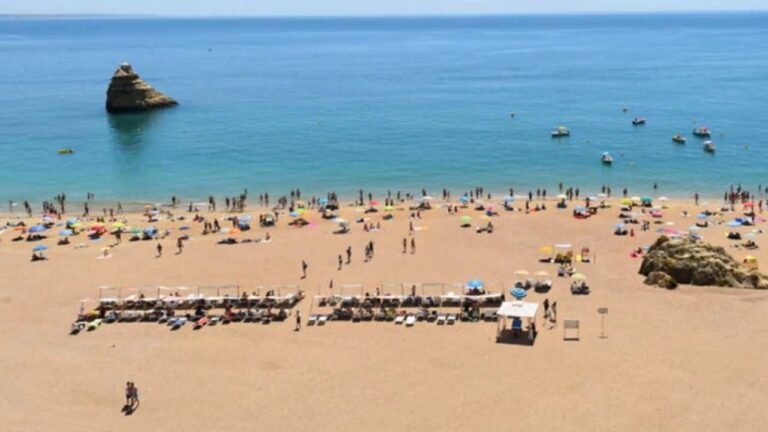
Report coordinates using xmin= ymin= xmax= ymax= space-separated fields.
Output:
xmin=295 ymin=310 xmax=301 ymax=332
xmin=338 ymin=254 xmax=343 ymax=270
xmin=543 ymin=298 xmax=550 ymax=320
xmin=402 ymin=237 xmax=407 ymax=254
xmin=411 ymin=238 xmax=416 ymax=254
xmin=156 ymin=243 xmax=162 ymax=257
xmin=125 ymin=382 xmax=132 ymax=407
xmin=551 ymin=301 xmax=558 ymax=322
xmin=177 ymin=237 xmax=183 ymax=254
xmin=346 ymin=246 xmax=351 ymax=264
xmin=301 ymin=260 xmax=308 ymax=279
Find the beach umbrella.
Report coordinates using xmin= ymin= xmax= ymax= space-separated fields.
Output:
xmin=32 ymin=244 xmax=48 ymax=252
xmin=318 ymin=197 xmax=328 ymax=206
xmin=630 ymin=196 xmax=641 ymax=202
xmin=641 ymin=196 xmax=653 ymax=203
xmin=556 ymin=194 xmax=567 ymax=200
xmin=587 ymin=196 xmax=598 ymax=202
xmin=42 ymin=216 xmax=54 ymax=224
xmin=370 ymin=200 xmax=380 ymax=206
xmin=659 ymin=196 xmax=669 ymax=202
xmin=460 ymin=215 xmax=472 ymax=223
xmin=466 ymin=279 xmax=484 ymax=289
xmin=574 ymin=206 xmax=587 ymax=212
xmin=420 ymin=196 xmax=434 ymax=202
xmin=67 ymin=218 xmax=78 ymax=225
xmin=459 ymin=196 xmax=470 ymax=204
xmin=726 ymin=221 xmax=742 ymax=228
xmin=688 ymin=226 xmax=701 ymax=232
xmin=70 ymin=222 xmax=82 ymax=228
xmin=615 ymin=223 xmax=625 ymax=230
xmin=334 ymin=218 xmax=348 ymax=225
xmin=571 ymin=273 xmax=587 ymax=281
xmin=239 ymin=215 xmax=253 ymax=222
xmin=29 ymin=224 xmax=47 ymax=233
xmin=289 ymin=211 xmax=300 ymax=218
xmin=620 ymin=198 xmax=631 ymax=206
xmin=510 ymin=287 xmax=527 ymax=299
xmin=112 ymin=222 xmax=125 ymax=229
xmin=503 ymin=195 xmax=515 ymax=203
xmin=696 ymin=213 xmax=708 ymax=220
xmin=59 ymin=229 xmax=73 ymax=236
xmin=384 ymin=205 xmax=394 ymax=212
xmin=539 ymin=246 xmax=553 ymax=254
xmin=534 ymin=270 xmax=549 ymax=279
xmin=515 ymin=270 xmax=529 ymax=278
xmin=597 ymin=193 xmax=607 ymax=198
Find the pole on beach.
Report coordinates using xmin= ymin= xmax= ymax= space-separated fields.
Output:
xmin=598 ymin=307 xmax=608 ymax=339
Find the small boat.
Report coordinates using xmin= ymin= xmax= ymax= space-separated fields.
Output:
xmin=551 ymin=126 xmax=570 ymax=138
xmin=601 ymin=152 xmax=614 ymax=165
xmin=693 ymin=127 xmax=712 ymax=137
xmin=703 ymin=140 xmax=716 ymax=153
xmin=672 ymin=134 xmax=687 ymax=144
xmin=58 ymin=148 xmax=74 ymax=154
xmin=632 ymin=117 xmax=646 ymax=126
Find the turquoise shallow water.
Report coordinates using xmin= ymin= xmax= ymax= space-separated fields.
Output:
xmin=1 ymin=13 xmax=767 ymax=203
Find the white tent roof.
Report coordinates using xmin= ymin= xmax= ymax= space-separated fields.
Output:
xmin=496 ymin=301 xmax=539 ymax=318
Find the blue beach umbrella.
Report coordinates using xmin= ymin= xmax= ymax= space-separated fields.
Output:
xmin=466 ymin=279 xmax=484 ymax=289
xmin=726 ymin=221 xmax=742 ymax=228
xmin=615 ymin=223 xmax=625 ymax=229
xmin=503 ymin=196 xmax=515 ymax=203
xmin=29 ymin=225 xmax=47 ymax=233
xmin=67 ymin=218 xmax=79 ymax=224
xmin=289 ymin=211 xmax=300 ymax=218
xmin=32 ymin=245 xmax=48 ymax=252
xmin=574 ymin=206 xmax=587 ymax=212
xmin=696 ymin=213 xmax=708 ymax=220
xmin=239 ymin=215 xmax=253 ymax=222
xmin=59 ymin=229 xmax=73 ymax=236
xmin=510 ymin=287 xmax=527 ymax=299
xmin=459 ymin=196 xmax=470 ymax=204
xmin=318 ymin=197 xmax=328 ymax=206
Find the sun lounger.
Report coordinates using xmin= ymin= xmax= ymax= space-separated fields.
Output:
xmin=318 ymin=315 xmax=328 ymax=326
xmin=194 ymin=316 xmax=209 ymax=329
xmin=405 ymin=315 xmax=416 ymax=327
xmin=447 ymin=314 xmax=457 ymax=325
xmin=70 ymin=321 xmax=86 ymax=335
xmin=171 ymin=317 xmax=187 ymax=330
xmin=394 ymin=315 xmax=406 ymax=325
xmin=308 ymin=314 xmax=319 ymax=326
xmin=86 ymin=319 xmax=102 ymax=331
xmin=436 ymin=314 xmax=447 ymax=325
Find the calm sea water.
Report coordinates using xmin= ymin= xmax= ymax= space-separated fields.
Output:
xmin=1 ymin=13 xmax=767 ymax=203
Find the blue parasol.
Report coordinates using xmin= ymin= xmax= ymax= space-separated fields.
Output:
xmin=29 ymin=225 xmax=47 ymax=233
xmin=510 ymin=287 xmax=527 ymax=299
xmin=32 ymin=244 xmax=48 ymax=252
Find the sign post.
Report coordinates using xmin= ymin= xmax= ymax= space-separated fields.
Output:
xmin=597 ymin=307 xmax=608 ymax=339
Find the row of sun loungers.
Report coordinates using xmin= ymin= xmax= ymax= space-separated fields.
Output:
xmin=307 ymin=310 xmax=499 ymax=326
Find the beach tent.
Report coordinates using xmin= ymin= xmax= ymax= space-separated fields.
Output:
xmin=495 ymin=301 xmax=539 ymax=343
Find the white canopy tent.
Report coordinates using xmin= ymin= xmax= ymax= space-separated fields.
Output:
xmin=496 ymin=301 xmax=539 ymax=343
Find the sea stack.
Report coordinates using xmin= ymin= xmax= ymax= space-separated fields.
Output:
xmin=105 ymin=63 xmax=178 ymax=114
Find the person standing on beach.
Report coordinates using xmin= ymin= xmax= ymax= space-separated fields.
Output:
xmin=411 ymin=238 xmax=416 ymax=254
xmin=543 ymin=298 xmax=550 ymax=320
xmin=403 ymin=237 xmax=407 ymax=254
xmin=301 ymin=260 xmax=308 ymax=279
xmin=551 ymin=301 xmax=557 ymax=322
xmin=295 ymin=310 xmax=301 ymax=332
xmin=156 ymin=243 xmax=162 ymax=258
xmin=131 ymin=383 xmax=139 ymax=407
xmin=338 ymin=254 xmax=343 ymax=270
xmin=177 ymin=238 xmax=183 ymax=254
xmin=346 ymin=246 xmax=352 ymax=264
xmin=125 ymin=382 xmax=132 ymax=406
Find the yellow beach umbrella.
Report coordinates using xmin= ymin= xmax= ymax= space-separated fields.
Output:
xmin=620 ymin=198 xmax=631 ymax=206
xmin=112 ymin=222 xmax=125 ymax=229
xmin=539 ymin=246 xmax=553 ymax=254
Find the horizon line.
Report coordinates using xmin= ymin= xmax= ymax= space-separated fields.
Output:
xmin=1 ymin=9 xmax=767 ymax=19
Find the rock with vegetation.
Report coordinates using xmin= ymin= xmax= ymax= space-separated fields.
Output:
xmin=639 ymin=236 xmax=768 ymax=289
xmin=105 ymin=63 xmax=177 ymax=114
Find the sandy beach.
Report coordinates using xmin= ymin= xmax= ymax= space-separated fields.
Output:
xmin=1 ymin=196 xmax=767 ymax=432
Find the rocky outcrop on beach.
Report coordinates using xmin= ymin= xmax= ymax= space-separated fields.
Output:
xmin=639 ymin=236 xmax=768 ymax=289
xmin=105 ymin=63 xmax=177 ymax=114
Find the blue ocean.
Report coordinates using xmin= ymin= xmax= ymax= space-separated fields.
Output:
xmin=1 ymin=13 xmax=767 ymax=203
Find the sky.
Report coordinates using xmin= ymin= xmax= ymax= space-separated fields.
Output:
xmin=3 ymin=0 xmax=767 ymax=16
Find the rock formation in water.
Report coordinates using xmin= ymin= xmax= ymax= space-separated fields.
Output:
xmin=639 ymin=236 xmax=768 ymax=289
xmin=105 ymin=63 xmax=178 ymax=114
